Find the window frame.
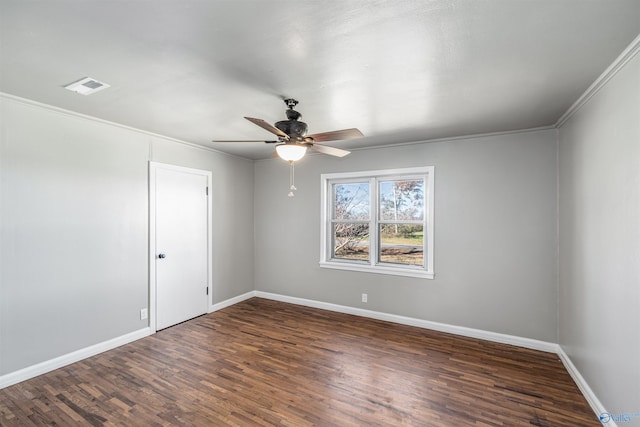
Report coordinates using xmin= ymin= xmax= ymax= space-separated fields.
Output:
xmin=320 ymin=166 xmax=435 ymax=279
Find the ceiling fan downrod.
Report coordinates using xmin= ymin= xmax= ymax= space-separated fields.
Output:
xmin=284 ymin=98 xmax=298 ymax=109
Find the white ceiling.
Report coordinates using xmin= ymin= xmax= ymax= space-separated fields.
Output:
xmin=1 ymin=1 xmax=639 ymax=160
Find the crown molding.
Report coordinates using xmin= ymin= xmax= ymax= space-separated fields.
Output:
xmin=556 ymin=33 xmax=640 ymax=128
xmin=351 ymin=125 xmax=557 ymax=154
xmin=5 ymin=31 xmax=639 ymax=161
xmin=0 ymin=92 xmax=251 ymax=162
xmin=255 ymin=125 xmax=557 ymax=163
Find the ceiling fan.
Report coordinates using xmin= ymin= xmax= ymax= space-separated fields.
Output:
xmin=212 ymin=98 xmax=364 ymax=161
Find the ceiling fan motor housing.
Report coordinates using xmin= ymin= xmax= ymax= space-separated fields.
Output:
xmin=276 ymin=110 xmax=308 ymax=139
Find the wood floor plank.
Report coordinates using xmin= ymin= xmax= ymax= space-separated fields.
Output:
xmin=0 ymin=298 xmax=598 ymax=426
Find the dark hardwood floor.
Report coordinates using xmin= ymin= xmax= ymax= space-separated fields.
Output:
xmin=1 ymin=298 xmax=598 ymax=426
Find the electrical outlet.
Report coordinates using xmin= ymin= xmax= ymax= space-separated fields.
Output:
xmin=140 ymin=308 xmax=148 ymax=320
xmin=362 ymin=293 xmax=368 ymax=303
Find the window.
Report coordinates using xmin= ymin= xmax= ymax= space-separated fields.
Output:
xmin=320 ymin=167 xmax=434 ymax=279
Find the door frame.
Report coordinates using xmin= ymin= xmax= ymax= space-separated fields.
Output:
xmin=149 ymin=161 xmax=213 ymax=333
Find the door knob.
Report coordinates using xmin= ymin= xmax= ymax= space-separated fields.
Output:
xmin=158 ymin=253 xmax=166 ymax=259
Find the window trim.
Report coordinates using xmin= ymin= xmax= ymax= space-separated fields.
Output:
xmin=320 ymin=166 xmax=435 ymax=279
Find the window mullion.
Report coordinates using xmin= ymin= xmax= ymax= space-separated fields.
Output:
xmin=326 ymin=182 xmax=336 ymax=259
xmin=370 ymin=176 xmax=377 ymax=267
xmin=378 ymin=220 xmax=423 ymax=225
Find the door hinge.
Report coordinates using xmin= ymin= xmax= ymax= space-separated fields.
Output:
xmin=206 ymin=286 xmax=209 ymax=295
xmin=206 ymin=186 xmax=209 ymax=196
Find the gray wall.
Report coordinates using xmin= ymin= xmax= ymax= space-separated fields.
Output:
xmin=0 ymin=96 xmax=254 ymax=375
xmin=558 ymin=52 xmax=640 ymax=414
xmin=2 ymin=45 xmax=636 ymax=417
xmin=254 ymin=129 xmax=559 ymax=342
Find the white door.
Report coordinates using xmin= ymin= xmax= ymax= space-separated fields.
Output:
xmin=152 ymin=163 xmax=210 ymax=330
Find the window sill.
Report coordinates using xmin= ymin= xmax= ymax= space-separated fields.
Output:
xmin=319 ymin=261 xmax=434 ymax=279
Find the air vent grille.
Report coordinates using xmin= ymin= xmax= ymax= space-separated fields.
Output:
xmin=64 ymin=77 xmax=110 ymax=95
xmin=82 ymin=80 xmax=103 ymax=89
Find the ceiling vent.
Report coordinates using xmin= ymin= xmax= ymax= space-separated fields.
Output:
xmin=64 ymin=77 xmax=110 ymax=95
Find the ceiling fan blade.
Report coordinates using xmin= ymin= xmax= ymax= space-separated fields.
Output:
xmin=306 ymin=128 xmax=363 ymax=142
xmin=244 ymin=117 xmax=289 ymax=138
xmin=211 ymin=140 xmax=278 ymax=143
xmin=311 ymin=144 xmax=351 ymax=157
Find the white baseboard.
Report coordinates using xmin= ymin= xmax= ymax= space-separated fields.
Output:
xmin=0 ymin=327 xmax=152 ymax=389
xmin=557 ymin=346 xmax=614 ymax=426
xmin=0 ymin=291 xmax=255 ymax=390
xmin=0 ymin=291 xmax=256 ymax=390
xmin=0 ymin=289 xmax=609 ymax=427
xmin=254 ymin=291 xmax=558 ymax=353
xmin=209 ymin=291 xmax=256 ymax=313
xmin=255 ymin=292 xmax=620 ymax=423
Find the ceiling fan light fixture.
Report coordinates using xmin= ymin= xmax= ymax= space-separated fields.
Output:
xmin=276 ymin=144 xmax=307 ymax=162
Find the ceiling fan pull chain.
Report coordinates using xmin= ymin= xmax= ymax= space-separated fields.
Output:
xmin=288 ymin=161 xmax=297 ymax=197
